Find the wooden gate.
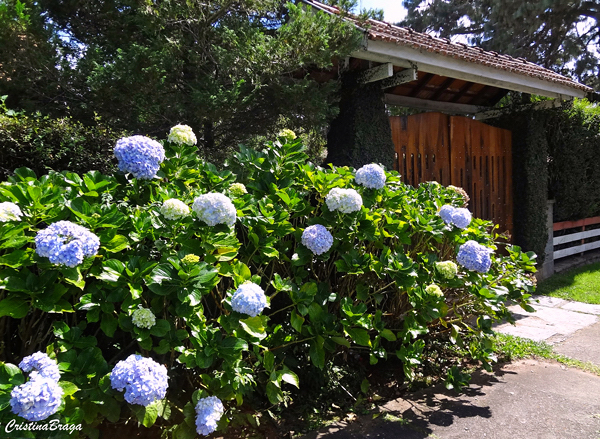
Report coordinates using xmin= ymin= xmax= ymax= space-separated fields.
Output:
xmin=389 ymin=113 xmax=513 ymax=237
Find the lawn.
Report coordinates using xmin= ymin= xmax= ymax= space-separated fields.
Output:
xmin=536 ymin=262 xmax=600 ymax=304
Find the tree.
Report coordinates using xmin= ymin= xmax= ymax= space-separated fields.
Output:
xmin=0 ymin=0 xmax=362 ymax=160
xmin=401 ymin=0 xmax=599 ymax=90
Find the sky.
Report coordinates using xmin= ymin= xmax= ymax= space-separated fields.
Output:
xmin=357 ymin=0 xmax=408 ymax=23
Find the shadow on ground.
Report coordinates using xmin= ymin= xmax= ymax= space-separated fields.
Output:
xmin=301 ymin=367 xmax=517 ymax=438
xmin=301 ymin=359 xmax=600 ymax=439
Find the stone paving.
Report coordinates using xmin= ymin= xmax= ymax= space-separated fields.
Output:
xmin=494 ymin=295 xmax=600 ymax=342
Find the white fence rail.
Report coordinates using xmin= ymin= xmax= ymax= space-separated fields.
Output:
xmin=553 ymin=216 xmax=600 ymax=260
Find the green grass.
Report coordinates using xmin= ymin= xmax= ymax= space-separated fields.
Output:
xmin=493 ymin=333 xmax=600 ymax=376
xmin=536 ymin=261 xmax=600 ymax=304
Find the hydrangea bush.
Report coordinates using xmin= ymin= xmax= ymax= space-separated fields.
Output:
xmin=0 ymin=130 xmax=536 ymax=437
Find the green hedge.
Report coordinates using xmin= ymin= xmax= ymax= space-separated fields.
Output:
xmin=0 ymin=106 xmax=123 ymax=181
xmin=546 ymin=100 xmax=600 ymax=222
xmin=489 ymin=110 xmax=549 ymax=264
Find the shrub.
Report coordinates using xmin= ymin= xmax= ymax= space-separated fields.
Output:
xmin=0 ymin=98 xmax=123 ymax=181
xmin=0 ymin=131 xmax=536 ymax=437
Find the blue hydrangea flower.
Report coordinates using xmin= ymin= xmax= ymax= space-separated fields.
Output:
xmin=451 ymin=207 xmax=472 ymax=229
xmin=0 ymin=202 xmax=23 ymax=222
xmin=355 ymin=164 xmax=386 ymax=189
xmin=10 ymin=376 xmax=63 ymax=421
xmin=192 ymin=193 xmax=236 ymax=226
xmin=19 ymin=352 xmax=60 ymax=382
xmin=301 ymin=224 xmax=333 ymax=255
xmin=438 ymin=205 xmax=456 ymax=225
xmin=457 ymin=240 xmax=493 ymax=273
xmin=114 ymin=135 xmax=165 ymax=179
xmin=439 ymin=205 xmax=472 ymax=229
xmin=195 ymin=396 xmax=224 ymax=436
xmin=325 ymin=188 xmax=362 ymax=213
xmin=231 ymin=283 xmax=267 ymax=317
xmin=110 ymin=355 xmax=168 ymax=406
xmin=35 ymin=221 xmax=100 ymax=267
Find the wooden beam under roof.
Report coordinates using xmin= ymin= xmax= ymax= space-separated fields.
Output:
xmin=385 ymin=93 xmax=485 ymax=114
xmin=408 ymin=73 xmax=435 ymax=97
xmin=428 ymin=77 xmax=456 ymax=101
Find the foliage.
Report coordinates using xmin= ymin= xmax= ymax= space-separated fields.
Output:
xmin=0 ymin=130 xmax=535 ymax=437
xmin=546 ymin=100 xmax=600 ymax=222
xmin=0 ymin=96 xmax=123 ymax=181
xmin=1 ymin=0 xmax=363 ymax=162
xmin=401 ymin=0 xmax=599 ymax=90
xmin=536 ymin=261 xmax=600 ymax=305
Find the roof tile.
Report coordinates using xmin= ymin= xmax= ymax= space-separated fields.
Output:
xmin=303 ymin=0 xmax=591 ymax=93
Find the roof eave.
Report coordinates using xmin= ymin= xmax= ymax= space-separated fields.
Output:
xmin=353 ymin=38 xmax=589 ymax=99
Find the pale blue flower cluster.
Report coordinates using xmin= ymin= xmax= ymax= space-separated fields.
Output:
xmin=195 ymin=396 xmax=224 ymax=436
xmin=19 ymin=352 xmax=61 ymax=382
xmin=10 ymin=377 xmax=63 ymax=421
xmin=457 ymin=240 xmax=493 ymax=273
xmin=35 ymin=221 xmax=100 ymax=267
xmin=11 ymin=352 xmax=62 ymax=421
xmin=110 ymin=355 xmax=168 ymax=406
xmin=231 ymin=283 xmax=267 ymax=317
xmin=355 ymin=164 xmax=386 ymax=189
xmin=160 ymin=198 xmax=190 ymax=220
xmin=167 ymin=124 xmax=197 ymax=146
xmin=192 ymin=193 xmax=236 ymax=226
xmin=439 ymin=205 xmax=472 ymax=229
xmin=301 ymin=224 xmax=333 ymax=255
xmin=114 ymin=135 xmax=165 ymax=179
xmin=325 ymin=188 xmax=362 ymax=213
xmin=0 ymin=201 xmax=22 ymax=222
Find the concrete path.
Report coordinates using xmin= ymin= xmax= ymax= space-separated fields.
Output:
xmin=494 ymin=295 xmax=600 ymax=343
xmin=301 ymin=296 xmax=600 ymax=439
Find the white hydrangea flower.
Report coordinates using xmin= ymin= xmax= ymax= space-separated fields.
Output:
xmin=168 ymin=124 xmax=197 ymax=146
xmin=435 ymin=261 xmax=458 ymax=279
xmin=228 ymin=183 xmax=247 ymax=197
xmin=325 ymin=188 xmax=362 ymax=213
xmin=132 ymin=307 xmax=156 ymax=329
xmin=160 ymin=199 xmax=190 ymax=220
xmin=0 ymin=202 xmax=23 ymax=222
xmin=355 ymin=164 xmax=386 ymax=189
xmin=278 ymin=129 xmax=297 ymax=140
xmin=192 ymin=193 xmax=236 ymax=226
xmin=425 ymin=284 xmax=444 ymax=298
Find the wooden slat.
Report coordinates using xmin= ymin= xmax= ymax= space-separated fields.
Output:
xmin=553 ymin=216 xmax=600 ymax=231
xmin=554 ymin=240 xmax=600 ymax=259
xmin=389 ymin=113 xmax=513 ymax=239
xmin=553 ymin=228 xmax=600 ymax=245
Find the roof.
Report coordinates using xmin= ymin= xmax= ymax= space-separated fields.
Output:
xmin=302 ymin=0 xmax=593 ymax=112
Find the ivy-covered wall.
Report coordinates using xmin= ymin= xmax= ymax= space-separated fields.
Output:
xmin=325 ymin=71 xmax=395 ymax=169
xmin=490 ymin=111 xmax=549 ymax=263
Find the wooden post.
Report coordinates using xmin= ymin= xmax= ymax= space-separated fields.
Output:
xmin=540 ymin=200 xmax=555 ymax=281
